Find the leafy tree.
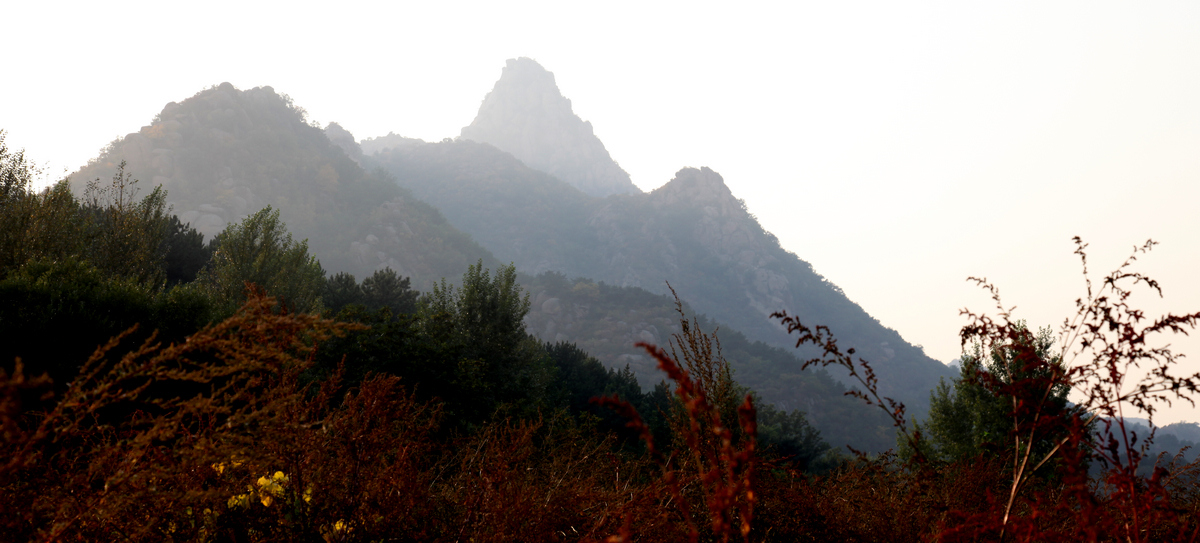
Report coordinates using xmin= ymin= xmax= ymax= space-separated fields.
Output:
xmin=0 ymin=134 xmax=88 ymax=278
xmin=756 ymin=403 xmax=833 ymax=471
xmin=424 ymin=261 xmax=529 ymax=351
xmin=322 ymin=268 xmax=418 ymax=316
xmin=163 ymin=214 xmax=211 ymax=286
xmin=420 ymin=261 xmax=554 ymax=424
xmin=0 ymin=131 xmax=35 ymax=203
xmin=0 ymin=258 xmax=212 ymax=388
xmin=908 ymin=323 xmax=1078 ymax=468
xmin=79 ymin=162 xmax=171 ymax=285
xmin=544 ymin=341 xmax=671 ymax=446
xmin=0 ymin=138 xmax=212 ymax=389
xmin=0 ymin=130 xmax=43 ymax=273
xmin=0 ymin=146 xmax=178 ymax=287
xmin=313 ymin=261 xmax=554 ymax=429
xmin=197 ymin=207 xmax=324 ymax=314
xmin=322 ymin=271 xmax=364 ymax=314
xmin=362 ymin=267 xmax=418 ymax=314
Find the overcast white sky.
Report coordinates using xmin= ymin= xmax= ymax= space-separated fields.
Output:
xmin=5 ymin=1 xmax=1199 ymax=424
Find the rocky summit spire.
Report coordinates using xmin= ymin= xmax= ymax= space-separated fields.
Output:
xmin=460 ymin=58 xmax=641 ymax=197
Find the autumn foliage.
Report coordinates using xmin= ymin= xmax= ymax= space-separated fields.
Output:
xmin=4 ymin=238 xmax=1200 ymax=542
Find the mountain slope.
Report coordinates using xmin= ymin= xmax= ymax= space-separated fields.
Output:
xmin=460 ymin=57 xmax=640 ymax=197
xmin=520 ymin=271 xmax=898 ymax=452
xmin=68 ymin=83 xmax=497 ymax=288
xmin=365 ymin=138 xmax=954 ymax=411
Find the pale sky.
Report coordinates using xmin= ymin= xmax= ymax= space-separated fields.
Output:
xmin=5 ymin=1 xmax=1199 ymax=424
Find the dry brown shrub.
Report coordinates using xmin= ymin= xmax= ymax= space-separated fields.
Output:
xmin=0 ymin=291 xmax=359 ymax=541
xmin=771 ymin=238 xmax=1200 ymax=543
xmin=432 ymin=415 xmax=673 ymax=542
xmin=589 ymin=302 xmax=759 ymax=543
xmin=0 ymin=291 xmax=456 ymax=541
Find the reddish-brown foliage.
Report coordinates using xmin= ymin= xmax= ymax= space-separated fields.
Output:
xmin=5 ymin=239 xmax=1200 ymax=542
xmin=771 ymin=239 xmax=1200 ymax=542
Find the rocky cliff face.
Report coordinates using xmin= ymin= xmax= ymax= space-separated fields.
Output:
xmin=645 ymin=167 xmax=796 ymax=327
xmin=586 ymin=167 xmax=803 ymax=343
xmin=324 ymin=122 xmax=363 ymax=165
xmin=460 ymin=58 xmax=641 ymax=198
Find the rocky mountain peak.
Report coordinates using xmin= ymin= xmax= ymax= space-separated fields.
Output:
xmin=460 ymin=58 xmax=641 ymax=198
xmin=650 ymin=167 xmax=744 ymax=217
xmin=324 ymin=122 xmax=363 ymax=164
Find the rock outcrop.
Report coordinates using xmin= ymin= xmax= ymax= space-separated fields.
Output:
xmin=460 ymin=58 xmax=641 ymax=197
xmin=324 ymin=122 xmax=363 ymax=164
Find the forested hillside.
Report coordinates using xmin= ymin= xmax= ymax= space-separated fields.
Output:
xmin=68 ymin=83 xmax=495 ymax=289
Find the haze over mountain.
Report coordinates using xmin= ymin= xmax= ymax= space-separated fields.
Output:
xmin=460 ymin=58 xmax=641 ymax=198
xmin=356 ymin=58 xmax=953 ymax=409
xmin=68 ymin=83 xmax=496 ymax=288
xmin=517 ymin=271 xmax=897 ymax=451
xmin=366 ymin=137 xmax=953 ymax=410
xmin=62 ymin=68 xmax=951 ymax=448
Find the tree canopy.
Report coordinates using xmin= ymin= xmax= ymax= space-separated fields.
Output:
xmin=197 ymin=206 xmax=324 ymax=315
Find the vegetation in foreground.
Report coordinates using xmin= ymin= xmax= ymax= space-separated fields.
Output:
xmin=3 ymin=132 xmax=1200 ymax=541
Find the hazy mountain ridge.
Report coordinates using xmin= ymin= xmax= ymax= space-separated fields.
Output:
xmin=65 ymin=76 xmax=946 ymax=443
xmin=1163 ymin=422 xmax=1200 ymax=443
xmin=460 ymin=57 xmax=641 ymax=198
xmin=366 ymin=58 xmax=953 ymax=409
xmin=367 ymin=139 xmax=602 ymax=275
xmin=68 ymin=83 xmax=497 ymax=288
xmin=360 ymin=132 xmax=426 ymax=156
xmin=520 ymin=272 xmax=898 ymax=452
xmin=366 ymin=137 xmax=953 ymax=410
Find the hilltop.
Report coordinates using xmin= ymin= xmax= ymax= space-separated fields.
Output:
xmin=460 ymin=57 xmax=641 ymax=197
xmin=68 ymin=83 xmax=496 ymax=288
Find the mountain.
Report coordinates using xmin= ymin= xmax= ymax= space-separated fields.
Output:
xmin=1160 ymin=422 xmax=1200 ymax=444
xmin=460 ymin=57 xmax=641 ymax=198
xmin=520 ymin=271 xmax=898 ymax=452
xmin=68 ymin=83 xmax=496 ymax=288
xmin=361 ymin=132 xmax=426 ymax=156
xmin=365 ymin=139 xmax=600 ymax=274
xmin=364 ymin=138 xmax=954 ymax=412
xmin=324 ymin=121 xmax=363 ymax=165
xmin=64 ymin=79 xmax=944 ymax=450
